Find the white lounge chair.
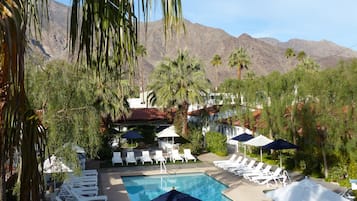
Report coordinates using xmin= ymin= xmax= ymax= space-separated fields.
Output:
xmin=350 ymin=179 xmax=357 ymax=190
xmin=217 ymin=156 xmax=242 ymax=169
xmin=81 ymin=169 xmax=98 ymax=177
xmin=153 ymin=150 xmax=166 ymax=164
xmin=69 ymin=186 xmax=108 ymax=201
xmin=223 ymin=157 xmax=248 ymax=170
xmin=243 ymin=165 xmax=272 ymax=181
xmin=140 ymin=150 xmax=153 ymax=165
xmin=171 ymin=149 xmax=184 ymax=163
xmin=230 ymin=160 xmax=256 ymax=174
xmin=213 ymin=154 xmax=237 ymax=166
xmin=59 ymin=184 xmax=98 ymax=198
xmin=235 ymin=162 xmax=264 ymax=176
xmin=111 ymin=152 xmax=123 ymax=166
xmin=66 ymin=175 xmax=98 ymax=188
xmin=251 ymin=167 xmax=284 ymax=185
xmin=125 ymin=151 xmax=137 ymax=165
xmin=183 ymin=149 xmax=196 ymax=162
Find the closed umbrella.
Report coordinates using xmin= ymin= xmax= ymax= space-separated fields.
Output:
xmin=262 ymin=139 xmax=298 ymax=167
xmin=151 ymin=189 xmax=201 ymax=201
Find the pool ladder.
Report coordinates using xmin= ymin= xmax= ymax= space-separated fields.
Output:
xmin=160 ymin=161 xmax=167 ymax=173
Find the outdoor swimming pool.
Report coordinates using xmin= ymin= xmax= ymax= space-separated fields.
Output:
xmin=122 ymin=173 xmax=231 ymax=201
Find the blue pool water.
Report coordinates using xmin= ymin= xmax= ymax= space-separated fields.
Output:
xmin=122 ymin=173 xmax=231 ymax=201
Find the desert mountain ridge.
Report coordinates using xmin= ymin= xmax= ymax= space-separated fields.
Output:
xmin=31 ymin=0 xmax=357 ymax=86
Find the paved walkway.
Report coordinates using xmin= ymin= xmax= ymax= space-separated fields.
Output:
xmin=91 ymin=151 xmax=347 ymax=201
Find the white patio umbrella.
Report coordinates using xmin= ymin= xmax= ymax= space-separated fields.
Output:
xmin=243 ymin=135 xmax=273 ymax=162
xmin=43 ymin=155 xmax=73 ymax=190
xmin=156 ymin=125 xmax=180 ymax=144
xmin=265 ymin=178 xmax=349 ymax=201
xmin=44 ymin=155 xmax=73 ymax=174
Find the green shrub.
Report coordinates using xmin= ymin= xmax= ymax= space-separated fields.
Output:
xmin=205 ymin=131 xmax=228 ymax=156
xmin=180 ymin=129 xmax=204 ymax=155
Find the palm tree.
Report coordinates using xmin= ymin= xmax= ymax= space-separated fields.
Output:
xmin=148 ymin=50 xmax=210 ymax=138
xmin=1 ymin=0 xmax=184 ymax=200
xmin=296 ymin=51 xmax=307 ymax=61
xmin=285 ymin=48 xmax=296 ymax=59
xmin=69 ymin=0 xmax=185 ymax=76
xmin=0 ymin=1 xmax=48 ymax=200
xmin=210 ymin=54 xmax=222 ymax=87
xmin=136 ymin=44 xmax=148 ymax=103
xmin=228 ymin=47 xmax=251 ymax=80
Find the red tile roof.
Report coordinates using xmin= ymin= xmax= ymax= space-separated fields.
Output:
xmin=116 ymin=108 xmax=174 ymax=123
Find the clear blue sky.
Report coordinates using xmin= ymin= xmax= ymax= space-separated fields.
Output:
xmin=56 ymin=0 xmax=357 ymax=50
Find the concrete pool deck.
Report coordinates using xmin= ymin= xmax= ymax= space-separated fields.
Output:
xmin=94 ymin=152 xmax=346 ymax=201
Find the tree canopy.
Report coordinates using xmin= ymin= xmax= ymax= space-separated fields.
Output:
xmin=148 ymin=50 xmax=211 ymax=138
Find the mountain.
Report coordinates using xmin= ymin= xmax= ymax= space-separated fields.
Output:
xmin=33 ymin=0 xmax=357 ymax=86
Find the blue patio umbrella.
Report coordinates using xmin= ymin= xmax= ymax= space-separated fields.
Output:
xmin=262 ymin=139 xmax=298 ymax=167
xmin=151 ymin=189 xmax=201 ymax=201
xmin=231 ymin=133 xmax=254 ymax=156
xmin=122 ymin=130 xmax=143 ymax=139
xmin=231 ymin=133 xmax=254 ymax=142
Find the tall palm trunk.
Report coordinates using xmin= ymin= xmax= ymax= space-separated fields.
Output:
xmin=237 ymin=66 xmax=242 ymax=80
xmin=181 ymin=102 xmax=189 ymax=139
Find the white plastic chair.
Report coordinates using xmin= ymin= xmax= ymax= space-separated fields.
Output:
xmin=251 ymin=167 xmax=283 ymax=185
xmin=222 ymin=157 xmax=247 ymax=170
xmin=140 ymin=150 xmax=153 ymax=164
xmin=350 ymin=179 xmax=357 ymax=190
xmin=111 ymin=152 xmax=123 ymax=166
xmin=235 ymin=162 xmax=264 ymax=176
xmin=243 ymin=165 xmax=272 ymax=181
xmin=213 ymin=154 xmax=237 ymax=166
xmin=230 ymin=159 xmax=256 ymax=174
xmin=183 ymin=149 xmax=196 ymax=162
xmin=171 ymin=149 xmax=184 ymax=163
xmin=125 ymin=151 xmax=137 ymax=165
xmin=217 ymin=156 xmax=242 ymax=169
xmin=153 ymin=150 xmax=166 ymax=164
xmin=69 ymin=187 xmax=108 ymax=201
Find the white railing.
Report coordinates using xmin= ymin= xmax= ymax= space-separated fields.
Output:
xmin=160 ymin=161 xmax=167 ymax=173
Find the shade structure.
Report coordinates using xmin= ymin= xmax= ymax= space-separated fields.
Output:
xmin=231 ymin=133 xmax=254 ymax=156
xmin=231 ymin=133 xmax=254 ymax=142
xmin=151 ymin=189 xmax=201 ymax=201
xmin=43 ymin=155 xmax=73 ymax=174
xmin=156 ymin=126 xmax=180 ymax=138
xmin=243 ymin=135 xmax=273 ymax=162
xmin=262 ymin=139 xmax=298 ymax=150
xmin=122 ymin=130 xmax=143 ymax=139
xmin=262 ymin=139 xmax=298 ymax=167
xmin=265 ymin=178 xmax=349 ymax=201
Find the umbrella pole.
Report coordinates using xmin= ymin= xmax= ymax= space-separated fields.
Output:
xmin=280 ymin=151 xmax=282 ymax=168
xmin=260 ymin=148 xmax=263 ymax=162
xmin=244 ymin=145 xmax=246 ymax=157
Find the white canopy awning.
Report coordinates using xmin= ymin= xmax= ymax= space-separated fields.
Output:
xmin=243 ymin=134 xmax=273 ymax=147
xmin=156 ymin=126 xmax=180 ymax=138
xmin=265 ymin=178 xmax=349 ymax=201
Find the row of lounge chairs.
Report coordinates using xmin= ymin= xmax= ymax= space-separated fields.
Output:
xmin=214 ymin=154 xmax=289 ymax=186
xmin=56 ymin=169 xmax=107 ymax=201
xmin=112 ymin=149 xmax=197 ymax=166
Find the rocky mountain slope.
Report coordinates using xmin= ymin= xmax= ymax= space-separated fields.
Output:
xmin=33 ymin=0 xmax=357 ymax=86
